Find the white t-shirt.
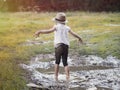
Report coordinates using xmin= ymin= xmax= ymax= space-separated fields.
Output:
xmin=54 ymin=23 xmax=70 ymax=46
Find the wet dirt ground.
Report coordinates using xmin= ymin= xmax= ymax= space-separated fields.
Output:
xmin=20 ymin=53 xmax=120 ymax=90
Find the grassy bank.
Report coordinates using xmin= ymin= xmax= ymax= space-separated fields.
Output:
xmin=0 ymin=12 xmax=120 ymax=90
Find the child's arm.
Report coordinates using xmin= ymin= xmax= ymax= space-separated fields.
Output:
xmin=69 ymin=30 xmax=83 ymax=44
xmin=34 ymin=26 xmax=56 ymax=37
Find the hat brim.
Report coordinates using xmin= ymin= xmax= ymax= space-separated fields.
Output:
xmin=52 ymin=18 xmax=68 ymax=23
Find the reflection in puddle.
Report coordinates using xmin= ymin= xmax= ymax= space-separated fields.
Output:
xmin=20 ymin=54 xmax=120 ymax=90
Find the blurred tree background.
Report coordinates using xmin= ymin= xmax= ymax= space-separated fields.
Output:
xmin=0 ymin=0 xmax=120 ymax=12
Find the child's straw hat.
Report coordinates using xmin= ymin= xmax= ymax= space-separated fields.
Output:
xmin=52 ymin=12 xmax=68 ymax=23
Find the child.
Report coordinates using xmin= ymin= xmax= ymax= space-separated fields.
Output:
xmin=34 ymin=12 xmax=83 ymax=81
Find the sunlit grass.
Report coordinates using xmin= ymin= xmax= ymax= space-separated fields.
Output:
xmin=0 ymin=11 xmax=120 ymax=90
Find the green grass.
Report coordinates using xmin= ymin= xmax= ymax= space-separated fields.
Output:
xmin=0 ymin=11 xmax=120 ymax=90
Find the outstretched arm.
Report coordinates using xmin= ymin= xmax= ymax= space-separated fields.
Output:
xmin=69 ymin=30 xmax=83 ymax=44
xmin=34 ymin=26 xmax=56 ymax=37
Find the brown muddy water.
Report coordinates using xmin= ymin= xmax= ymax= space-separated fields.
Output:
xmin=20 ymin=53 xmax=120 ymax=90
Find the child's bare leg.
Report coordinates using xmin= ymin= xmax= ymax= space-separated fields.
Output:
xmin=64 ymin=66 xmax=70 ymax=81
xmin=54 ymin=64 xmax=59 ymax=81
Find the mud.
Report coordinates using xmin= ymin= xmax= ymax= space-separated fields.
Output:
xmin=20 ymin=54 xmax=120 ymax=90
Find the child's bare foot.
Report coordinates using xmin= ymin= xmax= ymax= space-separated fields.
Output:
xmin=55 ymin=76 xmax=59 ymax=82
xmin=66 ymin=76 xmax=70 ymax=81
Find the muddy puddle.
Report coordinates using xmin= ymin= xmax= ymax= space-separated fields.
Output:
xmin=20 ymin=54 xmax=120 ymax=90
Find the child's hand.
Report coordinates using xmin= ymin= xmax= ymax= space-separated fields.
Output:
xmin=78 ymin=39 xmax=86 ymax=45
xmin=78 ymin=38 xmax=83 ymax=44
xmin=34 ymin=32 xmax=40 ymax=38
